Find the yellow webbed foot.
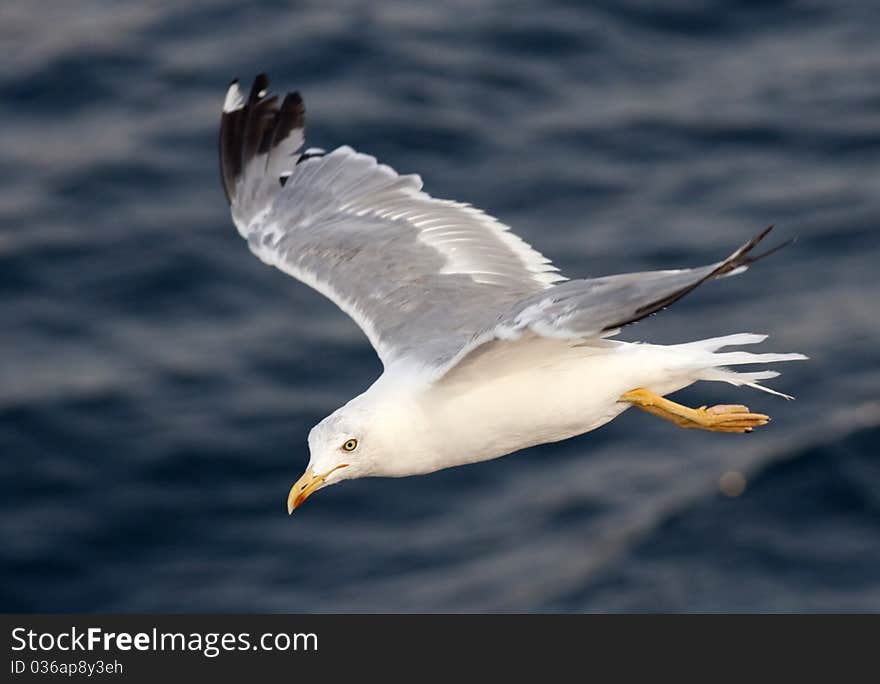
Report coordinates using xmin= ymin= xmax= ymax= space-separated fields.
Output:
xmin=620 ymin=389 xmax=770 ymax=434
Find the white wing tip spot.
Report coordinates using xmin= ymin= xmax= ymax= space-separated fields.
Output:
xmin=223 ymin=81 xmax=246 ymax=112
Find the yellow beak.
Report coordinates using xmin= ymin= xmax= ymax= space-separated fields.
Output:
xmin=287 ymin=464 xmax=349 ymax=514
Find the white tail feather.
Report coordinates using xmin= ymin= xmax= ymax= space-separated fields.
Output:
xmin=710 ymin=350 xmax=807 ymax=366
xmin=697 ymin=368 xmax=795 ymax=399
xmin=677 ymin=332 xmax=768 ymax=352
xmin=674 ymin=333 xmax=807 ymax=399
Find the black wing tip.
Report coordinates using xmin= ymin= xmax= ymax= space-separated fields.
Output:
xmin=248 ymin=73 xmax=270 ymax=103
xmin=720 ymin=224 xmax=797 ymax=274
xmin=749 ymin=227 xmax=798 ymax=263
xmin=604 ymin=225 xmax=795 ymax=331
xmin=278 ymin=90 xmax=305 ymax=122
xmin=281 ymin=90 xmax=305 ymax=110
xmin=219 ymin=73 xmax=306 ymax=205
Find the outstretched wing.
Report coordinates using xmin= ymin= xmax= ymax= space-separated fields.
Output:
xmin=219 ymin=74 xmax=564 ymax=369
xmin=438 ymin=227 xmax=787 ymax=381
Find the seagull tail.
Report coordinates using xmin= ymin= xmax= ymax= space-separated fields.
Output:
xmin=674 ymin=333 xmax=807 ymax=399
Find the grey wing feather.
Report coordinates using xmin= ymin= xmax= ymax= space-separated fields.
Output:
xmin=219 ymin=76 xmax=564 ymax=369
xmin=438 ymin=227 xmax=782 ymax=378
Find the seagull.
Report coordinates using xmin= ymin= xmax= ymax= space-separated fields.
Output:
xmin=218 ymin=74 xmax=806 ymax=514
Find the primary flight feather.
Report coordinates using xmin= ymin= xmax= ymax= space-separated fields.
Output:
xmin=218 ymin=74 xmax=806 ymax=513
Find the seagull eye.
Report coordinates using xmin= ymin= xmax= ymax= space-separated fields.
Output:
xmin=342 ymin=438 xmax=358 ymax=452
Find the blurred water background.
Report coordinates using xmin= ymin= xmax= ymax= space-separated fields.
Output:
xmin=1 ymin=0 xmax=878 ymax=612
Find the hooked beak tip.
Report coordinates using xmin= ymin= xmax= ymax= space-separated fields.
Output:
xmin=286 ymin=463 xmax=349 ymax=515
xmin=287 ymin=491 xmax=308 ymax=515
xmin=286 ymin=467 xmax=314 ymax=515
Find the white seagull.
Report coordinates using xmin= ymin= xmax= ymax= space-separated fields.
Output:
xmin=218 ymin=74 xmax=806 ymax=514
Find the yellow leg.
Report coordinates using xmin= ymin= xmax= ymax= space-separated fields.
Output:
xmin=619 ymin=388 xmax=770 ymax=434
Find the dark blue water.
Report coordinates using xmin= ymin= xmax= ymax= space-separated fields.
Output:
xmin=2 ymin=1 xmax=878 ymax=612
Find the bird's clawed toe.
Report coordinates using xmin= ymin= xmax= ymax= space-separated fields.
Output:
xmin=673 ymin=403 xmax=769 ymax=433
xmin=690 ymin=404 xmax=769 ymax=433
xmin=620 ymin=388 xmax=772 ymax=434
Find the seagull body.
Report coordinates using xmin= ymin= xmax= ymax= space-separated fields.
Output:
xmin=218 ymin=75 xmax=806 ymax=513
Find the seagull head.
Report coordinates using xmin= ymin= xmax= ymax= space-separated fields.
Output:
xmin=287 ymin=402 xmax=378 ymax=514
